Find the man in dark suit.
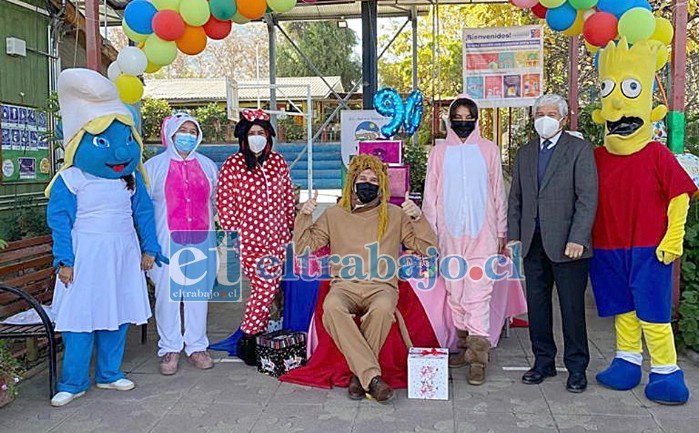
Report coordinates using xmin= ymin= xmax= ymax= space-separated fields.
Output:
xmin=508 ymin=94 xmax=598 ymax=393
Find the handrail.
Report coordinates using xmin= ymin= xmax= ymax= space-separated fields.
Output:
xmin=0 ymin=284 xmax=57 ymax=398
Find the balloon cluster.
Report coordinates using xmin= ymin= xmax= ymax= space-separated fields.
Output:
xmin=373 ymin=88 xmax=424 ymax=139
xmin=510 ymin=0 xmax=674 ymax=70
xmin=109 ymin=0 xmax=301 ymax=104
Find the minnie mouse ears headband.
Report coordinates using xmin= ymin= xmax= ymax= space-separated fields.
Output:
xmin=241 ymin=109 xmax=269 ymax=122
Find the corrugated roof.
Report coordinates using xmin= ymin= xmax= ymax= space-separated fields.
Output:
xmin=143 ymin=76 xmax=345 ymax=103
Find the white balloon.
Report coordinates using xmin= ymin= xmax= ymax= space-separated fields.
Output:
xmin=583 ymin=9 xmax=596 ymax=22
xmin=107 ymin=62 xmax=122 ymax=82
xmin=116 ymin=47 xmax=148 ymax=76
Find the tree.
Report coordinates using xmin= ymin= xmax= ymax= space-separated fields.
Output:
xmin=276 ymin=22 xmax=361 ymax=89
xmin=141 ymin=97 xmax=172 ymax=143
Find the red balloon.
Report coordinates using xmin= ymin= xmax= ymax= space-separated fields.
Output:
xmin=203 ymin=16 xmax=232 ymax=40
xmin=531 ymin=3 xmax=548 ymax=19
xmin=152 ymin=10 xmax=186 ymax=42
xmin=583 ymin=12 xmax=618 ymax=47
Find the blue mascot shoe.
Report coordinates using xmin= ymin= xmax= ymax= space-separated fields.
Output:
xmin=645 ymin=370 xmax=690 ymax=405
xmin=596 ymin=358 xmax=642 ymax=390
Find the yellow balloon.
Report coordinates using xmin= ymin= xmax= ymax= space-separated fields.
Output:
xmin=122 ymin=20 xmax=149 ymax=43
xmin=145 ymin=61 xmax=162 ymax=74
xmin=585 ymin=41 xmax=599 ymax=54
xmin=152 ymin=0 xmax=181 ymax=11
xmin=114 ymin=74 xmax=144 ymax=104
xmin=651 ymin=17 xmax=674 ymax=46
xmin=656 ymin=44 xmax=669 ymax=71
xmin=562 ymin=12 xmax=584 ymax=37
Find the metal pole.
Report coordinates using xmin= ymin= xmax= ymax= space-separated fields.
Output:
xmin=568 ymin=36 xmax=580 ymax=130
xmin=411 ymin=7 xmax=419 ymax=146
xmin=668 ymin=0 xmax=688 ymax=154
xmin=411 ymin=7 xmax=418 ymax=92
xmin=267 ymin=16 xmax=277 ymax=131
xmin=85 ymin=0 xmax=100 ymax=71
xmin=307 ymin=85 xmax=313 ymax=194
xmin=361 ymin=0 xmax=378 ymax=109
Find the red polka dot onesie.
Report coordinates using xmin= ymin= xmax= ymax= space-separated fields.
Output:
xmin=216 ymin=152 xmax=295 ymax=335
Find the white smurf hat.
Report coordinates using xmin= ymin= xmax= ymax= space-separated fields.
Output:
xmin=57 ymin=68 xmax=132 ymax=145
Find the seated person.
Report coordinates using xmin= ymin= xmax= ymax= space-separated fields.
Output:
xmin=293 ymin=155 xmax=438 ymax=403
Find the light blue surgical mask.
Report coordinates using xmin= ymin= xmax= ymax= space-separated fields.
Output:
xmin=174 ymin=132 xmax=197 ymax=153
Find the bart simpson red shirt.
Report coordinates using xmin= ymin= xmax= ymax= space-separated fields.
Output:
xmin=593 ymin=141 xmax=698 ymax=250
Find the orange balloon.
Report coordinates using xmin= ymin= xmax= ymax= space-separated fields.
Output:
xmin=236 ymin=0 xmax=266 ymax=20
xmin=176 ymin=25 xmax=207 ymax=55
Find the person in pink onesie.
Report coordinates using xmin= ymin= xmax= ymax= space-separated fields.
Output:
xmin=422 ymin=96 xmax=507 ymax=385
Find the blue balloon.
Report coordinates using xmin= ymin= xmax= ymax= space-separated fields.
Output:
xmin=403 ymin=91 xmax=423 ymax=137
xmin=545 ymin=3 xmax=577 ymax=32
xmin=124 ymin=0 xmax=157 ymax=35
xmin=373 ymin=88 xmax=404 ymax=139
xmin=632 ymin=0 xmax=652 ymax=11
xmin=598 ymin=0 xmax=635 ymax=19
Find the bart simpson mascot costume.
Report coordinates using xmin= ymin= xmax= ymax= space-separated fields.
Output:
xmin=591 ymin=39 xmax=698 ymax=405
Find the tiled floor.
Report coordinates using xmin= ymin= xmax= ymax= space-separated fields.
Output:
xmin=2 ymin=280 xmax=698 ymax=432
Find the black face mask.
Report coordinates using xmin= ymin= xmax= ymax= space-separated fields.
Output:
xmin=451 ymin=120 xmax=477 ymax=139
xmin=355 ymin=182 xmax=379 ymax=204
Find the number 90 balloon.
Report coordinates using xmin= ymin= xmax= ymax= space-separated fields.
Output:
xmin=403 ymin=91 xmax=423 ymax=137
xmin=373 ymin=88 xmax=404 ymax=138
xmin=373 ymin=88 xmax=424 ymax=138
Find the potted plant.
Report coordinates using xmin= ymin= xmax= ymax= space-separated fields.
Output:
xmin=0 ymin=341 xmax=25 ymax=407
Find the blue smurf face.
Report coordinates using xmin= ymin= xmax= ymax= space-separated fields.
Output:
xmin=73 ymin=121 xmax=141 ymax=179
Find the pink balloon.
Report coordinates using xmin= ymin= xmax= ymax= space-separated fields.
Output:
xmin=512 ymin=0 xmax=539 ymax=7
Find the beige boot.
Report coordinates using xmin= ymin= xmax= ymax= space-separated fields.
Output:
xmin=465 ymin=335 xmax=490 ymax=385
xmin=449 ymin=329 xmax=469 ymax=368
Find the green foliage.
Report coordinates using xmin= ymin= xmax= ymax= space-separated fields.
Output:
xmin=404 ymin=140 xmax=428 ymax=195
xmin=141 ymin=97 xmax=172 ymax=143
xmin=577 ymin=102 xmax=605 ymax=147
xmin=277 ymin=22 xmax=361 ymax=90
xmin=193 ymin=103 xmax=229 ymax=143
xmin=677 ymin=205 xmax=699 ymax=351
xmin=278 ymin=117 xmax=305 ymax=142
xmin=0 ymin=341 xmax=25 ymax=399
xmin=0 ymin=203 xmax=49 ymax=242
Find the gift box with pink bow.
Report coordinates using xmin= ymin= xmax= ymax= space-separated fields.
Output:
xmin=407 ymin=347 xmax=449 ymax=400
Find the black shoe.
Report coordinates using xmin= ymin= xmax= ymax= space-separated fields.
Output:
xmin=236 ymin=334 xmax=258 ymax=366
xmin=522 ymin=366 xmax=557 ymax=385
xmin=348 ymin=375 xmax=366 ymax=400
xmin=566 ymin=372 xmax=587 ymax=393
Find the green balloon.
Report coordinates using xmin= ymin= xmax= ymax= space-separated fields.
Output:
xmin=618 ymin=7 xmax=656 ymax=44
xmin=152 ymin=0 xmax=181 ymax=11
xmin=143 ymin=35 xmax=178 ymax=66
xmin=232 ymin=12 xmax=250 ymax=25
xmin=179 ymin=0 xmax=211 ymax=27
xmin=123 ymin=21 xmax=149 ymax=42
xmin=569 ymin=0 xmax=598 ymax=10
xmin=539 ymin=0 xmax=566 ymax=8
xmin=267 ymin=0 xmax=297 ymax=14
xmin=210 ymin=0 xmax=237 ymax=20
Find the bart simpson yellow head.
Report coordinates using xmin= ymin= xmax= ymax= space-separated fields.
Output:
xmin=593 ymin=38 xmax=668 ymax=155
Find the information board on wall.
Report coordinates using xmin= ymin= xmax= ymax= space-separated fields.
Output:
xmin=1 ymin=103 xmax=51 ymax=183
xmin=462 ymin=25 xmax=544 ymax=108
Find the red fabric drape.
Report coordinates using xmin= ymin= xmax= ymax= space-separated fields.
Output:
xmin=280 ymin=280 xmax=439 ymax=390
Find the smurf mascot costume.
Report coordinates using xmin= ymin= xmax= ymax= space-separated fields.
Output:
xmin=46 ymin=69 xmax=165 ymax=407
xmin=591 ymin=39 xmax=698 ymax=405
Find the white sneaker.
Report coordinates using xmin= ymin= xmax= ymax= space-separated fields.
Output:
xmin=51 ymin=391 xmax=86 ymax=407
xmin=96 ymin=378 xmax=135 ymax=391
